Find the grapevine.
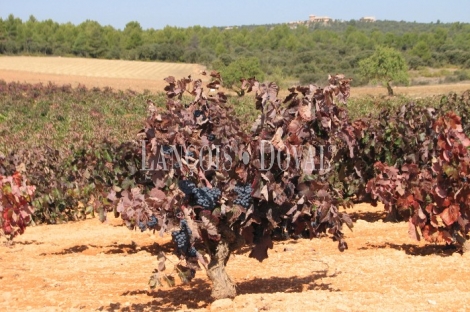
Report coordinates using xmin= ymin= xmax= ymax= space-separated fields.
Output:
xmin=101 ymin=70 xmax=470 ymax=299
xmin=0 ymin=172 xmax=36 ymax=240
xmin=102 ymin=72 xmax=357 ymax=299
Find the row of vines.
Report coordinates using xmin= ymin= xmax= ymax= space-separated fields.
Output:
xmin=1 ymin=74 xmax=470 ymax=298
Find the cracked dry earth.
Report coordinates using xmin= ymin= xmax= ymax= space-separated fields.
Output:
xmin=1 ymin=203 xmax=470 ymax=312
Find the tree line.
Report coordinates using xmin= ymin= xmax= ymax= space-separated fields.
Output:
xmin=1 ymin=14 xmax=470 ymax=86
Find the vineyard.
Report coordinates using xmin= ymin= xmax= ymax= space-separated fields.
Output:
xmin=1 ymin=70 xmax=470 ymax=310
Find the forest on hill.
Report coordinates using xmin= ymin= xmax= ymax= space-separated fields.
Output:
xmin=1 ymin=14 xmax=470 ymax=85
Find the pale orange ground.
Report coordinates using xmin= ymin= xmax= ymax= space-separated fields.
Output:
xmin=1 ymin=203 xmax=469 ymax=312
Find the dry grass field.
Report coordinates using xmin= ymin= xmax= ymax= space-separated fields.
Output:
xmin=352 ymin=83 xmax=470 ymax=98
xmin=1 ymin=56 xmax=469 ymax=97
xmin=0 ymin=56 xmax=206 ymax=92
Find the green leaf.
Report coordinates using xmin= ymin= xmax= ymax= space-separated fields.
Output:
xmin=163 ymin=275 xmax=176 ymax=287
xmin=85 ymin=206 xmax=94 ymax=215
xmin=103 ymin=150 xmax=113 ymax=162
xmin=2 ymin=183 xmax=12 ymax=194
xmin=0 ymin=113 xmax=7 ymax=122
xmin=98 ymin=208 xmax=107 ymax=222
xmin=443 ymin=164 xmax=458 ymax=179
xmin=121 ymin=178 xmax=134 ymax=190
xmin=148 ymin=273 xmax=163 ymax=289
xmin=178 ymin=271 xmax=190 ymax=284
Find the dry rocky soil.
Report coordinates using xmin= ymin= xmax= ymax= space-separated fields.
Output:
xmin=1 ymin=203 xmax=470 ymax=312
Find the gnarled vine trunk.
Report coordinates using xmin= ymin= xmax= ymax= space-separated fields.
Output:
xmin=384 ymin=205 xmax=400 ymax=222
xmin=386 ymin=81 xmax=394 ymax=96
xmin=206 ymin=239 xmax=236 ymax=299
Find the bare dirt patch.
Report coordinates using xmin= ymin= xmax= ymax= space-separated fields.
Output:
xmin=1 ymin=203 xmax=469 ymax=312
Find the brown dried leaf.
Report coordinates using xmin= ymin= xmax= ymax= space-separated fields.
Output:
xmin=440 ymin=205 xmax=460 ymax=226
xmin=271 ymin=128 xmax=286 ymax=151
xmin=408 ymin=219 xmax=420 ymax=241
xmin=298 ymin=103 xmax=313 ymax=121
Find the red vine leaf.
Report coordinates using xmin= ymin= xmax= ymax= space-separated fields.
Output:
xmin=440 ymin=205 xmax=460 ymax=226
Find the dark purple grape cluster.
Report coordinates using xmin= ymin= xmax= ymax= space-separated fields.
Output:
xmin=207 ymin=134 xmax=215 ymax=141
xmin=147 ymin=215 xmax=158 ymax=228
xmin=201 ymin=187 xmax=221 ymax=207
xmin=138 ymin=221 xmax=147 ymax=232
xmin=187 ymin=246 xmax=198 ymax=258
xmin=178 ymin=180 xmax=197 ymax=196
xmin=137 ymin=215 xmax=159 ymax=232
xmin=233 ymin=184 xmax=252 ymax=208
xmin=171 ymin=219 xmax=193 ymax=257
xmin=162 ymin=145 xmax=173 ymax=155
xmin=192 ymin=187 xmax=218 ymax=210
xmin=180 ymin=218 xmax=192 ymax=236
xmin=172 ymin=230 xmax=189 ymax=255
xmin=178 ymin=180 xmax=221 ymax=210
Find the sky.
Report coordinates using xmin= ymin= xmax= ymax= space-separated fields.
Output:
xmin=1 ymin=0 xmax=469 ymax=30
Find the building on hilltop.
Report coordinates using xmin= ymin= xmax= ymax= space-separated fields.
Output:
xmin=360 ymin=16 xmax=376 ymax=22
xmin=308 ymin=15 xmax=332 ymax=24
xmin=284 ymin=14 xmax=337 ymax=29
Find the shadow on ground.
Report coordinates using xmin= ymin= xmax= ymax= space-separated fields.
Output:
xmin=39 ymin=241 xmax=175 ymax=256
xmin=14 ymin=240 xmax=44 ymax=245
xmin=103 ymin=241 xmax=174 ymax=255
xmin=98 ymin=270 xmax=340 ymax=311
xmin=358 ymin=242 xmax=461 ymax=257
xmin=348 ymin=210 xmax=388 ymax=223
xmin=40 ymin=244 xmax=97 ymax=255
